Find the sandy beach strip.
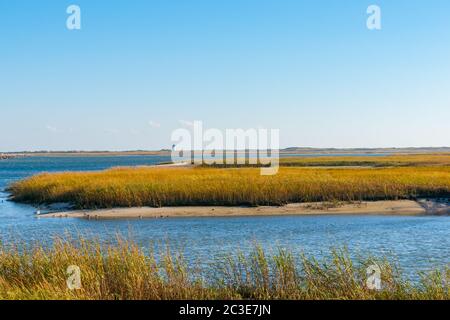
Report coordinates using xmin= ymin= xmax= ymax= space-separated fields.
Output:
xmin=39 ymin=200 xmax=433 ymax=219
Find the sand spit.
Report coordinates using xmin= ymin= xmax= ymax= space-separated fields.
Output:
xmin=38 ymin=200 xmax=440 ymax=220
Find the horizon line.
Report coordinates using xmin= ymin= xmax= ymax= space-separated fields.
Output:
xmin=2 ymin=146 xmax=450 ymax=154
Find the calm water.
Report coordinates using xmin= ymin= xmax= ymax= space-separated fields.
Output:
xmin=0 ymin=156 xmax=449 ymax=278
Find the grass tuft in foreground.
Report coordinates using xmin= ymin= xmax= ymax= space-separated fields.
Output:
xmin=0 ymin=238 xmax=447 ymax=300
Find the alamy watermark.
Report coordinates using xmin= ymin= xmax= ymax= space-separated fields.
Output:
xmin=66 ymin=5 xmax=381 ymax=31
xmin=171 ymin=121 xmax=279 ymax=175
xmin=367 ymin=5 xmax=381 ymax=30
xmin=66 ymin=5 xmax=81 ymax=30
xmin=66 ymin=265 xmax=82 ymax=290
xmin=366 ymin=264 xmax=382 ymax=290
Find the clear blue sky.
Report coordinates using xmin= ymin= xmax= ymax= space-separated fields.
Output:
xmin=1 ymin=0 xmax=449 ymax=151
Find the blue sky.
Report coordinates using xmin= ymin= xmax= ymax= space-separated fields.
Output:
xmin=1 ymin=0 xmax=449 ymax=151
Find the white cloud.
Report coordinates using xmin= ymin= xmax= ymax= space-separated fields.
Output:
xmin=45 ymin=125 xmax=75 ymax=134
xmin=104 ymin=128 xmax=119 ymax=135
xmin=178 ymin=119 xmax=194 ymax=127
xmin=148 ymin=120 xmax=161 ymax=128
xmin=45 ymin=125 xmax=58 ymax=133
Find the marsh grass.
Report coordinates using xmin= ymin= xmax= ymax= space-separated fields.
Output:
xmin=8 ymin=165 xmax=450 ymax=208
xmin=0 ymin=238 xmax=447 ymax=300
xmin=280 ymin=154 xmax=450 ymax=167
xmin=203 ymin=153 xmax=450 ymax=168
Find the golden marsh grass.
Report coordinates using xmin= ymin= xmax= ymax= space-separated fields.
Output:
xmin=8 ymin=165 xmax=450 ymax=208
xmin=205 ymin=153 xmax=450 ymax=168
xmin=279 ymin=153 xmax=450 ymax=167
xmin=0 ymin=238 xmax=447 ymax=300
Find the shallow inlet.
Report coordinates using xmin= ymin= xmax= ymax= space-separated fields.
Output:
xmin=0 ymin=155 xmax=449 ymax=281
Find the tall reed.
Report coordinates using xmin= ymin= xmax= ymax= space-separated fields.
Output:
xmin=0 ymin=238 xmax=447 ymax=300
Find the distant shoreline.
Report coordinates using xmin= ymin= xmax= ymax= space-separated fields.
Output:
xmin=38 ymin=199 xmax=450 ymax=219
xmin=2 ymin=147 xmax=450 ymax=157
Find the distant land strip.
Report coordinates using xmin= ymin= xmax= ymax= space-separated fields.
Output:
xmin=1 ymin=147 xmax=450 ymax=157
